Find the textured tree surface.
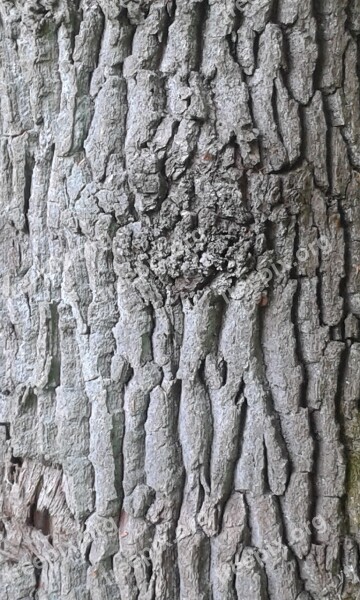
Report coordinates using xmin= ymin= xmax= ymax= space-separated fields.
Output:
xmin=1 ymin=0 xmax=360 ymax=598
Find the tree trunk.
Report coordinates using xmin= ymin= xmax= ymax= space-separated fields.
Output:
xmin=0 ymin=1 xmax=360 ymax=598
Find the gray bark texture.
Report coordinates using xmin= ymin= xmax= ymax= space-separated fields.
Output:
xmin=0 ymin=0 xmax=360 ymax=598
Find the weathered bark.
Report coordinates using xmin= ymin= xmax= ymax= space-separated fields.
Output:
xmin=0 ymin=1 xmax=359 ymax=598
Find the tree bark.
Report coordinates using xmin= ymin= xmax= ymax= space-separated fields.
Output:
xmin=0 ymin=1 xmax=359 ymax=599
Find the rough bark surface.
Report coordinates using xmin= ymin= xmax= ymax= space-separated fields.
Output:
xmin=0 ymin=1 xmax=360 ymax=599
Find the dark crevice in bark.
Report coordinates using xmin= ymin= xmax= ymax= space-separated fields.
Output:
xmin=194 ymin=0 xmax=209 ymax=72
xmin=291 ymin=223 xmax=307 ymax=409
xmin=308 ymin=416 xmax=321 ymax=549
xmin=127 ymin=191 xmax=139 ymax=223
xmin=336 ymin=187 xmax=354 ymax=544
xmin=263 ymin=218 xmax=276 ymax=258
xmin=246 ymin=88 xmax=263 ymax=166
xmin=233 ymin=387 xmax=248 ymax=466
xmin=226 ymin=7 xmax=242 ymax=65
xmin=280 ymin=29 xmax=295 ymax=100
xmin=173 ymin=378 xmax=186 ymax=577
xmin=84 ymin=541 xmax=92 ymax=566
xmin=118 ymin=6 xmax=133 ymax=27
xmin=315 ymin=239 xmax=325 ymax=327
xmin=30 ymin=506 xmax=51 ymax=539
xmin=19 ymin=386 xmax=37 ymax=417
xmin=198 ymin=360 xmax=213 ymax=491
xmin=145 ymin=553 xmax=154 ymax=586
xmin=33 ymin=560 xmax=43 ymax=595
xmin=219 ymin=357 xmax=227 ymax=387
xmin=271 ymin=0 xmax=279 ymax=23
xmin=49 ymin=301 xmax=61 ymax=388
xmin=262 ymin=439 xmax=271 ymax=493
xmin=342 ymin=37 xmax=352 ymax=90
xmin=0 ymin=422 xmax=10 ymax=440
xmin=69 ymin=2 xmax=83 ymax=61
xmin=9 ymin=454 xmax=23 ymax=485
xmin=23 ymin=153 xmax=34 ymax=234
xmin=212 ymin=291 xmax=228 ymax=353
xmin=296 ymin=105 xmax=308 ymax=167
xmin=27 ymin=476 xmax=52 ymax=539
xmin=141 ymin=3 xmax=152 ymax=20
xmin=225 ymin=32 xmax=237 ymax=64
xmin=165 ymin=0 xmax=177 ymax=21
xmin=338 ymin=198 xmax=351 ymax=316
xmin=45 ymin=142 xmax=56 ymax=197
xmin=336 ymin=343 xmax=351 ymax=532
xmin=111 ymin=409 xmax=125 ymax=511
xmin=238 ymin=166 xmax=252 ymax=214
xmin=271 ymin=80 xmax=287 ymax=164
xmin=344 ymin=0 xmax=352 ymax=33
xmin=146 ymin=302 xmax=156 ymax=362
xmin=156 ymin=7 xmax=173 ymax=68
xmin=268 ymin=157 xmax=306 ymax=176
xmin=234 ymin=378 xmax=244 ymax=407
xmin=89 ymin=7 xmax=106 ymax=81
xmin=312 ymin=0 xmax=325 ymax=93
xmin=323 ymin=115 xmax=334 ymax=194
xmin=173 ymin=379 xmax=186 ymax=502
xmin=253 ymin=31 xmax=261 ymax=71
xmin=167 ymin=306 xmax=182 ymax=377
xmin=197 ymin=474 xmax=206 ymax=515
xmin=86 ymin=390 xmax=97 ymax=521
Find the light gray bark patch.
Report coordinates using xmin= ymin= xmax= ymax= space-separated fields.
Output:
xmin=249 ymin=24 xmax=288 ymax=172
xmin=1 ymin=1 xmax=359 ymax=598
xmin=281 ymin=0 xmax=317 ymax=104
